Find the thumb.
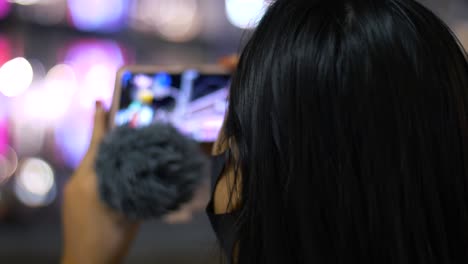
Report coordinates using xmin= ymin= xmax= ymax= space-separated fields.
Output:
xmin=89 ymin=101 xmax=109 ymax=154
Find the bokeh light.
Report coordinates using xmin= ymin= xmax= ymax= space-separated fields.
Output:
xmin=42 ymin=64 xmax=77 ymax=109
xmin=53 ymin=40 xmax=126 ymax=168
xmin=0 ymin=114 xmax=7 ymax=155
xmin=81 ymin=64 xmax=116 ymax=108
xmin=0 ymin=36 xmax=12 ymax=66
xmin=21 ymin=64 xmax=77 ymax=122
xmin=22 ymin=87 xmax=71 ymax=123
xmin=11 ymin=115 xmax=46 ymax=156
xmin=0 ymin=0 xmax=11 ymax=20
xmin=225 ymin=0 xmax=268 ymax=29
xmin=0 ymin=146 xmax=19 ymax=185
xmin=55 ymin=109 xmax=92 ymax=168
xmin=68 ymin=0 xmax=129 ymax=32
xmin=29 ymin=59 xmax=46 ymax=81
xmin=63 ymin=40 xmax=125 ymax=109
xmin=0 ymin=116 xmax=18 ymax=185
xmin=131 ymin=0 xmax=201 ymax=42
xmin=0 ymin=57 xmax=34 ymax=97
xmin=46 ymin=63 xmax=76 ymax=81
xmin=10 ymin=0 xmax=41 ymax=5
xmin=14 ymin=158 xmax=56 ymax=207
xmin=17 ymin=0 xmax=67 ymax=26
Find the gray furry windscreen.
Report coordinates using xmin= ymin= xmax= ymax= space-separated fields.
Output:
xmin=95 ymin=123 xmax=208 ymax=219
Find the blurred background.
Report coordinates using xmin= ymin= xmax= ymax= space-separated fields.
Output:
xmin=0 ymin=0 xmax=466 ymax=263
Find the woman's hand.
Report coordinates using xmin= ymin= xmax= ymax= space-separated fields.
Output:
xmin=61 ymin=55 xmax=239 ymax=262
xmin=62 ymin=102 xmax=140 ymax=264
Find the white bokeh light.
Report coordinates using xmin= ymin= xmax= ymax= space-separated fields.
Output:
xmin=15 ymin=158 xmax=56 ymax=207
xmin=225 ymin=0 xmax=268 ymax=29
xmin=0 ymin=57 xmax=34 ymax=97
xmin=80 ymin=64 xmax=114 ymax=109
xmin=131 ymin=0 xmax=201 ymax=42
xmin=46 ymin=63 xmax=76 ymax=81
xmin=21 ymin=64 xmax=77 ymax=122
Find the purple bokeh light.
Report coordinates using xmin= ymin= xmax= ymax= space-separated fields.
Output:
xmin=55 ymin=109 xmax=93 ymax=168
xmin=55 ymin=40 xmax=126 ymax=168
xmin=0 ymin=115 xmax=8 ymax=156
xmin=0 ymin=0 xmax=11 ymax=20
xmin=67 ymin=0 xmax=129 ymax=32
xmin=63 ymin=40 xmax=125 ymax=108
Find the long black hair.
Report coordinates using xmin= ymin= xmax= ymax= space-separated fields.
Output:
xmin=223 ymin=0 xmax=468 ymax=263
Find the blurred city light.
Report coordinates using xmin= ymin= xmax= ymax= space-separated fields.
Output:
xmin=81 ymin=64 xmax=115 ymax=108
xmin=17 ymin=0 xmax=66 ymax=25
xmin=55 ymin=109 xmax=92 ymax=168
xmin=68 ymin=0 xmax=129 ymax=32
xmin=53 ymin=40 xmax=126 ymax=168
xmin=0 ymin=114 xmax=7 ymax=155
xmin=0 ymin=0 xmax=11 ymax=19
xmin=14 ymin=158 xmax=56 ymax=207
xmin=11 ymin=115 xmax=46 ymax=156
xmin=21 ymin=64 xmax=77 ymax=122
xmin=10 ymin=0 xmax=41 ymax=5
xmin=63 ymin=40 xmax=125 ymax=109
xmin=43 ymin=63 xmax=77 ymax=96
xmin=131 ymin=0 xmax=201 ymax=42
xmin=0 ymin=57 xmax=34 ymax=97
xmin=29 ymin=59 xmax=46 ymax=82
xmin=0 ymin=146 xmax=19 ymax=185
xmin=0 ymin=115 xmax=18 ymax=185
xmin=225 ymin=0 xmax=267 ymax=29
xmin=22 ymin=87 xmax=71 ymax=123
xmin=46 ymin=63 xmax=75 ymax=81
xmin=0 ymin=36 xmax=12 ymax=66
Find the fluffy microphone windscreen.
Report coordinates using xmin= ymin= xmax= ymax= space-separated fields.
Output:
xmin=95 ymin=123 xmax=208 ymax=220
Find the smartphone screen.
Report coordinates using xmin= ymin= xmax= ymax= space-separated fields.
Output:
xmin=114 ymin=69 xmax=230 ymax=142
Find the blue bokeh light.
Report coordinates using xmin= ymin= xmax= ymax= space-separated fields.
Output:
xmin=68 ymin=0 xmax=129 ymax=32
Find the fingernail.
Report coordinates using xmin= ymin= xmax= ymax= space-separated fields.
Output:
xmin=95 ymin=101 xmax=102 ymax=108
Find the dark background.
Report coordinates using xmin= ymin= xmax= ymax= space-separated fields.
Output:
xmin=0 ymin=0 xmax=466 ymax=263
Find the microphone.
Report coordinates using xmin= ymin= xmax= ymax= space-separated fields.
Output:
xmin=95 ymin=123 xmax=208 ymax=220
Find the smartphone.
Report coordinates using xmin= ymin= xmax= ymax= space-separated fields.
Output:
xmin=110 ymin=65 xmax=231 ymax=142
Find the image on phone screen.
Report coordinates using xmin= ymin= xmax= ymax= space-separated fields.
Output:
xmin=115 ymin=69 xmax=230 ymax=142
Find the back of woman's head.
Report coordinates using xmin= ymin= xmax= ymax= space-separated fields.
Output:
xmin=224 ymin=0 xmax=468 ymax=263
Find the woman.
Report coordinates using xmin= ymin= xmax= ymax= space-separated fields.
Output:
xmin=62 ymin=0 xmax=468 ymax=263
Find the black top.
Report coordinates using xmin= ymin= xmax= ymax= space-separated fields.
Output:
xmin=206 ymin=153 xmax=239 ymax=262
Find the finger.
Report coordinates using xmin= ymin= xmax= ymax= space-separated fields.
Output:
xmin=89 ymin=101 xmax=108 ymax=153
